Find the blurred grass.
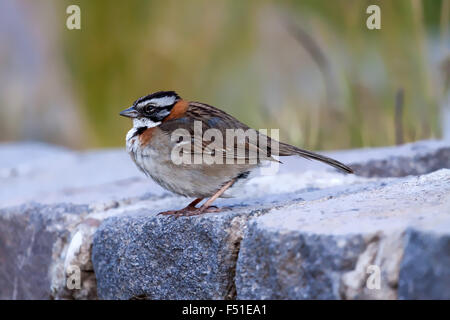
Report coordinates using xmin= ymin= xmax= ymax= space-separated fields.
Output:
xmin=59 ymin=0 xmax=448 ymax=150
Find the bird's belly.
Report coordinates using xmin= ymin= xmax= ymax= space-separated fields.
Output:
xmin=126 ymin=127 xmax=258 ymax=198
xmin=130 ymin=147 xmax=256 ymax=198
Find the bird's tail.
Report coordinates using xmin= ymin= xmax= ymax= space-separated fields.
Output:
xmin=278 ymin=142 xmax=353 ymax=174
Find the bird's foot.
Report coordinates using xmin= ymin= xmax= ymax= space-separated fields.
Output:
xmin=158 ymin=205 xmax=223 ymax=218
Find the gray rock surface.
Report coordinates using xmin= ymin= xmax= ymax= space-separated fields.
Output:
xmin=0 ymin=142 xmax=167 ymax=209
xmin=92 ymin=207 xmax=264 ymax=300
xmin=398 ymin=228 xmax=450 ymax=299
xmin=0 ymin=140 xmax=449 ymax=300
xmin=235 ymin=169 xmax=450 ymax=299
xmin=0 ymin=203 xmax=93 ymax=299
xmin=345 ymin=139 xmax=450 ymax=177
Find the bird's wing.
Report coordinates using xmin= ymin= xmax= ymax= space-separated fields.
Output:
xmin=160 ymin=101 xmax=279 ymax=163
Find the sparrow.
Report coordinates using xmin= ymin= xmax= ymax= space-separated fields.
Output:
xmin=120 ymin=91 xmax=353 ymax=217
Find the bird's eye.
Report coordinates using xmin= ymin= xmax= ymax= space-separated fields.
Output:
xmin=144 ymin=105 xmax=154 ymax=114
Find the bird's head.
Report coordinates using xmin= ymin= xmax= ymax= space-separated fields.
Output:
xmin=120 ymin=91 xmax=181 ymax=128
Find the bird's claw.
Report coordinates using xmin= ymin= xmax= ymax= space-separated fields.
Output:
xmin=157 ymin=205 xmax=221 ymax=218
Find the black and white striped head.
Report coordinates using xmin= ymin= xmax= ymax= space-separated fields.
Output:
xmin=120 ymin=91 xmax=181 ymax=127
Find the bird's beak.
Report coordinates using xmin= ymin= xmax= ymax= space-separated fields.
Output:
xmin=119 ymin=106 xmax=139 ymax=118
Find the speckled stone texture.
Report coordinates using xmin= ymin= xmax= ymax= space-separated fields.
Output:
xmin=398 ymin=228 xmax=450 ymax=299
xmin=0 ymin=203 xmax=92 ymax=299
xmin=235 ymin=169 xmax=450 ymax=299
xmin=92 ymin=208 xmax=265 ymax=300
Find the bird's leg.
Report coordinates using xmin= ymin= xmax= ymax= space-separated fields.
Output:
xmin=158 ymin=198 xmax=203 ymax=216
xmin=186 ymin=198 xmax=203 ymax=209
xmin=177 ymin=178 xmax=237 ymax=217
xmin=197 ymin=178 xmax=236 ymax=213
xmin=158 ymin=178 xmax=236 ymax=217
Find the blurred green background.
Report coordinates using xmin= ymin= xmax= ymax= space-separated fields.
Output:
xmin=1 ymin=0 xmax=449 ymax=150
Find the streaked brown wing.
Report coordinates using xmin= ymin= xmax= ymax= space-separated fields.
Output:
xmin=160 ymin=102 xmax=278 ymax=163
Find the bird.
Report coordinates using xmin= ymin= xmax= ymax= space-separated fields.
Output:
xmin=120 ymin=90 xmax=353 ymax=217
